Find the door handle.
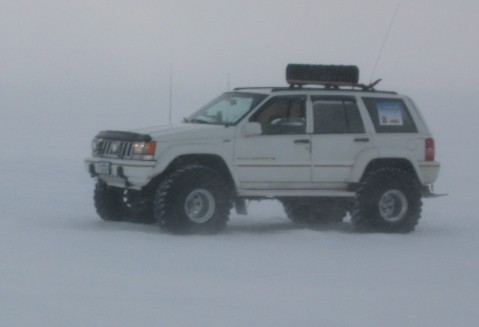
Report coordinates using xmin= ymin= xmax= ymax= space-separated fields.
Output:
xmin=294 ymin=139 xmax=310 ymax=144
xmin=354 ymin=137 xmax=370 ymax=142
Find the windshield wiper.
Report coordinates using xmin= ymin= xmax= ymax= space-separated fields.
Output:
xmin=188 ymin=118 xmax=212 ymax=124
xmin=185 ymin=117 xmax=233 ymax=126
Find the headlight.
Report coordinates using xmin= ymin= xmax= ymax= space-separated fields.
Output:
xmin=131 ymin=141 xmax=156 ymax=160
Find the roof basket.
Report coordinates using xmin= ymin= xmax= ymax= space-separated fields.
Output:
xmin=286 ymin=64 xmax=381 ymax=91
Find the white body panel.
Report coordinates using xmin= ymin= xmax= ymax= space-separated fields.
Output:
xmin=86 ymin=88 xmax=441 ymax=197
xmin=311 ymin=134 xmax=373 ymax=183
xmin=234 ymin=134 xmax=311 ymax=189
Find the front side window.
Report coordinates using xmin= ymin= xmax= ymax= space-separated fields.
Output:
xmin=363 ymin=97 xmax=417 ymax=133
xmin=187 ymin=92 xmax=267 ymax=125
xmin=312 ymin=97 xmax=365 ymax=134
xmin=250 ymin=96 xmax=306 ymax=135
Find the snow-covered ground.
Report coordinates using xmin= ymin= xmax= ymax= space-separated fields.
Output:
xmin=1 ymin=93 xmax=479 ymax=327
xmin=2 ymin=1 xmax=479 ymax=325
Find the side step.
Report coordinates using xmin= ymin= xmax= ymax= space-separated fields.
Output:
xmin=237 ymin=189 xmax=355 ymax=198
xmin=422 ymin=186 xmax=448 ymax=198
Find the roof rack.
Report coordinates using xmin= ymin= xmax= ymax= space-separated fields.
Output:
xmin=233 ymin=64 xmax=388 ymax=93
xmin=286 ymin=64 xmax=382 ymax=91
xmin=287 ymin=78 xmax=383 ymax=91
xmin=234 ymin=83 xmax=395 ymax=94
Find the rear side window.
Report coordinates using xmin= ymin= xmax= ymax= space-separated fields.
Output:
xmin=363 ymin=98 xmax=417 ymax=133
xmin=312 ymin=97 xmax=365 ymax=134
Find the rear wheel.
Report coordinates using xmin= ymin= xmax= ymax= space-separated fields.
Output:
xmin=351 ymin=167 xmax=422 ymax=233
xmin=153 ymin=165 xmax=233 ymax=234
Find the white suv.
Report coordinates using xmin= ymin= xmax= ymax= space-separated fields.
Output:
xmin=85 ymin=64 xmax=440 ymax=234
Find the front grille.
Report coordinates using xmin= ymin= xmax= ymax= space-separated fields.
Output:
xmin=92 ymin=130 xmax=152 ymax=160
xmin=94 ymin=139 xmax=133 ymax=159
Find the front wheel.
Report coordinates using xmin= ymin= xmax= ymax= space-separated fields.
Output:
xmin=93 ymin=181 xmax=155 ymax=223
xmin=351 ymin=167 xmax=422 ymax=233
xmin=153 ymin=165 xmax=233 ymax=234
xmin=94 ymin=181 xmax=128 ymax=221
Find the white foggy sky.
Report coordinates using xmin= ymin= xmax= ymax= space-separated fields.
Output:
xmin=0 ymin=0 xmax=478 ymax=126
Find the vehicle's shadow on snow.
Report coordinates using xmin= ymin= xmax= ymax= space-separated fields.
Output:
xmin=70 ymin=217 xmax=451 ymax=237
xmin=224 ymin=220 xmax=302 ymax=234
xmin=68 ymin=217 xmax=359 ymax=235
xmin=224 ymin=219 xmax=357 ymax=235
xmin=69 ymin=215 xmax=420 ymax=236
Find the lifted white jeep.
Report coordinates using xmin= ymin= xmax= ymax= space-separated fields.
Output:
xmin=85 ymin=64 xmax=440 ymax=234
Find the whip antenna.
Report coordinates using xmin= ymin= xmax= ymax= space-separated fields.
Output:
xmin=169 ymin=62 xmax=173 ymax=124
xmin=369 ymin=2 xmax=401 ymax=83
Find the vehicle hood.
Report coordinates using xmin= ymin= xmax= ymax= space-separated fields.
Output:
xmin=132 ymin=123 xmax=236 ymax=142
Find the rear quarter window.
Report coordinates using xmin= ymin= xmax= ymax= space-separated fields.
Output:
xmin=362 ymin=97 xmax=417 ymax=133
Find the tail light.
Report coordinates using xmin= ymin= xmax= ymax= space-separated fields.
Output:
xmin=425 ymin=138 xmax=435 ymax=161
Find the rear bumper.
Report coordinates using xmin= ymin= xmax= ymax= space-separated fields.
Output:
xmin=85 ymin=157 xmax=156 ymax=189
xmin=418 ymin=161 xmax=440 ymax=185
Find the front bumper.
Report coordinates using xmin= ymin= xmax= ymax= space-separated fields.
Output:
xmin=85 ymin=157 xmax=156 ymax=189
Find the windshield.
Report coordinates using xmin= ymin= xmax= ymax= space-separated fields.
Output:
xmin=186 ymin=92 xmax=267 ymax=125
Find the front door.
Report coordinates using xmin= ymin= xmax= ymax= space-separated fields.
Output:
xmin=235 ymin=95 xmax=311 ymax=190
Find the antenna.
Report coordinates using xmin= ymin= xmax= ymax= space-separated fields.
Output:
xmin=227 ymin=73 xmax=231 ymax=91
xmin=169 ymin=62 xmax=173 ymax=124
xmin=369 ymin=2 xmax=401 ymax=83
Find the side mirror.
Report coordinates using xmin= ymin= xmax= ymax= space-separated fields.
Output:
xmin=242 ymin=122 xmax=262 ymax=136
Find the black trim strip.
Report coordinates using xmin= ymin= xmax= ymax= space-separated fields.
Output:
xmin=96 ymin=130 xmax=151 ymax=142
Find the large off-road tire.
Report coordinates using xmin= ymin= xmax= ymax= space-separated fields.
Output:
xmin=282 ymin=198 xmax=347 ymax=225
xmin=351 ymin=167 xmax=422 ymax=233
xmin=94 ymin=181 xmax=155 ymax=223
xmin=153 ymin=165 xmax=233 ymax=234
xmin=94 ymin=181 xmax=127 ymax=221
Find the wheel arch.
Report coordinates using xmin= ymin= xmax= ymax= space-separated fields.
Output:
xmin=146 ymin=154 xmax=236 ymax=193
xmin=361 ymin=158 xmax=420 ymax=182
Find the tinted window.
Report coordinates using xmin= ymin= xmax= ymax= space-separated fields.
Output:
xmin=312 ymin=98 xmax=365 ymax=134
xmin=363 ymin=98 xmax=417 ymax=133
xmin=250 ymin=96 xmax=306 ymax=135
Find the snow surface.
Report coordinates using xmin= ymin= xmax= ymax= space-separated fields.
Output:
xmin=2 ymin=0 xmax=479 ymax=325
xmin=1 ymin=95 xmax=479 ymax=327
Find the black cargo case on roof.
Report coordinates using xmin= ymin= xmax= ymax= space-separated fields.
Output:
xmin=286 ymin=64 xmax=360 ymax=86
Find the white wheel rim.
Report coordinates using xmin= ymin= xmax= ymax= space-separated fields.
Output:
xmin=379 ymin=190 xmax=408 ymax=223
xmin=184 ymin=189 xmax=215 ymax=223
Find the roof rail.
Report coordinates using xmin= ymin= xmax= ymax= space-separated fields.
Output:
xmin=287 ymin=78 xmax=383 ymax=91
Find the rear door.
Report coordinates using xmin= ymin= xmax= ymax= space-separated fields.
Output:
xmin=310 ymin=96 xmax=372 ymax=185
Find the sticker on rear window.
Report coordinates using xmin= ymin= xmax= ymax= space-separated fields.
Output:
xmin=377 ymin=103 xmax=403 ymax=126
